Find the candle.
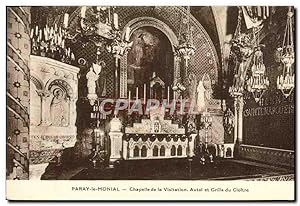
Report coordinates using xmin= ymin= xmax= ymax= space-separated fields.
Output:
xmin=35 ymin=25 xmax=39 ymax=36
xmin=71 ymin=53 xmax=75 ymax=60
xmin=96 ymin=6 xmax=101 ymax=11
xmin=128 ymin=90 xmax=131 ymax=107
xmin=100 ymin=136 xmax=104 ymax=148
xmin=173 ymin=90 xmax=176 ymax=101
xmin=30 ymin=28 xmax=34 ymax=39
xmin=143 ymin=84 xmax=146 ymax=105
xmin=39 ymin=29 xmax=42 ymax=41
xmin=61 ymin=39 xmax=65 ymax=49
xmin=125 ymin=26 xmax=131 ymax=41
xmin=113 ymin=13 xmax=119 ymax=29
xmin=108 ymin=8 xmax=111 ymax=23
xmin=44 ymin=28 xmax=48 ymax=41
xmin=81 ymin=6 xmax=86 ymax=18
xmin=167 ymin=86 xmax=170 ymax=105
xmin=63 ymin=13 xmax=69 ymax=28
xmin=136 ymin=86 xmax=139 ymax=100
xmin=50 ymin=26 xmax=53 ymax=37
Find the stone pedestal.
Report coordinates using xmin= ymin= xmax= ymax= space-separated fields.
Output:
xmin=29 ymin=56 xmax=80 ymax=174
xmin=109 ymin=131 xmax=123 ymax=167
xmin=29 ymin=163 xmax=49 ymax=180
xmin=188 ymin=134 xmax=197 ymax=157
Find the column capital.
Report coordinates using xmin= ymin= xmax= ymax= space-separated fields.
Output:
xmin=37 ymin=90 xmax=51 ymax=98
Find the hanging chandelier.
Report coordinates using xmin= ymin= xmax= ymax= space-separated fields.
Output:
xmin=30 ymin=7 xmax=126 ymax=64
xmin=276 ymin=7 xmax=295 ymax=98
xmin=229 ymin=7 xmax=269 ymax=103
xmin=246 ymin=29 xmax=269 ymax=103
xmin=30 ymin=22 xmax=75 ymax=65
xmin=30 ymin=6 xmax=133 ymax=106
xmin=61 ymin=6 xmax=131 ymax=105
xmin=228 ymin=8 xmax=253 ymax=97
xmin=176 ymin=6 xmax=195 ymax=68
xmin=69 ymin=6 xmax=120 ymax=43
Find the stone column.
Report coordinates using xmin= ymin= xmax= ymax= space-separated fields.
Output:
xmin=233 ymin=97 xmax=238 ymax=144
xmin=119 ymin=52 xmax=128 ymax=98
xmin=37 ymin=90 xmax=51 ymax=126
xmin=165 ymin=146 xmax=171 ymax=157
xmin=7 ymin=7 xmax=31 ymax=180
xmin=114 ymin=55 xmax=120 ymax=98
xmin=237 ymin=96 xmax=244 ymax=144
xmin=129 ymin=145 xmax=134 ymax=158
xmin=122 ymin=139 xmax=128 ymax=160
xmin=188 ymin=134 xmax=197 ymax=157
xmin=69 ymin=97 xmax=78 ymax=133
xmin=109 ymin=117 xmax=123 ymax=167
xmin=173 ymin=52 xmax=181 ymax=88
xmin=109 ymin=131 xmax=123 ymax=166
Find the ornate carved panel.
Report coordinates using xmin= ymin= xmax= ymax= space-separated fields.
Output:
xmin=29 ymin=55 xmax=80 ymax=165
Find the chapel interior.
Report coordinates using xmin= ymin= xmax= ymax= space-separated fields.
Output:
xmin=6 ymin=6 xmax=295 ymax=180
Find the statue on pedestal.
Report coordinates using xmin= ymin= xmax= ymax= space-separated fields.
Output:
xmin=86 ymin=67 xmax=100 ymax=95
xmin=196 ymin=80 xmax=206 ymax=112
xmin=86 ymin=63 xmax=103 ymax=105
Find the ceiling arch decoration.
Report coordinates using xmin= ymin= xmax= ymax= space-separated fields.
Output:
xmin=66 ymin=6 xmax=220 ymax=78
xmin=108 ymin=6 xmax=220 ymax=101
xmin=122 ymin=17 xmax=179 ymax=51
xmin=47 ymin=79 xmax=74 ymax=99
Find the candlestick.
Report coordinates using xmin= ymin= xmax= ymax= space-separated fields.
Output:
xmin=143 ymin=84 xmax=146 ymax=105
xmin=128 ymin=90 xmax=131 ymax=106
xmin=81 ymin=6 xmax=87 ymax=18
xmin=180 ymin=95 xmax=183 ymax=113
xmin=113 ymin=13 xmax=119 ymax=29
xmin=167 ymin=86 xmax=170 ymax=105
xmin=136 ymin=86 xmax=139 ymax=100
xmin=63 ymin=13 xmax=69 ymax=28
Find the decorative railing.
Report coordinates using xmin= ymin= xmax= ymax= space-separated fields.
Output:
xmin=244 ymin=174 xmax=294 ymax=181
xmin=239 ymin=144 xmax=294 ymax=168
xmin=123 ymin=134 xmax=193 ymax=160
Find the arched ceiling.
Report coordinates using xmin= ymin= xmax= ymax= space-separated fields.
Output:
xmin=191 ymin=6 xmax=222 ymax=68
xmin=30 ymin=6 xmax=223 ymax=69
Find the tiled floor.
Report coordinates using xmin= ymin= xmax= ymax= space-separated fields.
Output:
xmin=66 ymin=158 xmax=294 ymax=180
